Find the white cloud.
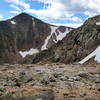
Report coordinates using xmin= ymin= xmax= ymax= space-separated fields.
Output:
xmin=51 ymin=23 xmax=83 ymax=28
xmin=7 ymin=0 xmax=100 ymax=21
xmin=0 ymin=14 xmax=3 ymax=20
xmin=84 ymin=11 xmax=98 ymax=17
xmin=5 ymin=0 xmax=30 ymax=10
xmin=30 ymin=0 xmax=54 ymax=4
xmin=20 ymin=0 xmax=100 ymax=27
xmin=9 ymin=10 xmax=21 ymax=14
xmin=10 ymin=4 xmax=22 ymax=14
xmin=71 ymin=16 xmax=82 ymax=22
xmin=29 ymin=0 xmax=100 ymax=20
xmin=10 ymin=4 xmax=21 ymax=11
xmin=25 ymin=2 xmax=74 ymax=21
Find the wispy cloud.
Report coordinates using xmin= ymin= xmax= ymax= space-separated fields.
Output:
xmin=5 ymin=0 xmax=30 ymax=10
xmin=49 ymin=22 xmax=83 ymax=28
xmin=10 ymin=4 xmax=21 ymax=11
xmin=28 ymin=0 xmax=100 ymax=20
xmin=7 ymin=0 xmax=100 ymax=20
xmin=5 ymin=0 xmax=30 ymax=14
xmin=9 ymin=4 xmax=22 ymax=14
xmin=9 ymin=10 xmax=21 ymax=14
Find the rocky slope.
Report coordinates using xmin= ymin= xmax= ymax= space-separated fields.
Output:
xmin=0 ymin=63 xmax=100 ymax=100
xmin=0 ymin=13 xmax=72 ymax=64
xmin=32 ymin=15 xmax=100 ymax=64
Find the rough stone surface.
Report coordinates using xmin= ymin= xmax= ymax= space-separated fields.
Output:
xmin=0 ymin=13 xmax=72 ymax=64
xmin=32 ymin=15 xmax=100 ymax=64
xmin=0 ymin=63 xmax=99 ymax=100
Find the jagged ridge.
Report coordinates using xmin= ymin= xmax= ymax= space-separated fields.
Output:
xmin=0 ymin=13 xmax=72 ymax=64
xmin=32 ymin=15 xmax=100 ymax=64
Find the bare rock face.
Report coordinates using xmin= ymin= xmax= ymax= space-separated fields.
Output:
xmin=0 ymin=13 xmax=72 ymax=64
xmin=32 ymin=15 xmax=100 ymax=64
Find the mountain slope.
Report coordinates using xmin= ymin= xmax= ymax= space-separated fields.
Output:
xmin=32 ymin=15 xmax=100 ymax=64
xmin=0 ymin=13 xmax=72 ymax=64
xmin=79 ymin=45 xmax=100 ymax=64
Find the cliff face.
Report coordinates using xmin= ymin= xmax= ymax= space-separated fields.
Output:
xmin=32 ymin=15 xmax=100 ymax=64
xmin=0 ymin=13 xmax=72 ymax=64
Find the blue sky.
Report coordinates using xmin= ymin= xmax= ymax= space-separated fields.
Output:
xmin=0 ymin=0 xmax=100 ymax=28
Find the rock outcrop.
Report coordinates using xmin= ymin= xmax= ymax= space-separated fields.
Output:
xmin=0 ymin=13 xmax=72 ymax=64
xmin=32 ymin=15 xmax=100 ymax=64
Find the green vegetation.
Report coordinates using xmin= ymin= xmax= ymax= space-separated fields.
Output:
xmin=96 ymin=28 xmax=100 ymax=32
xmin=0 ymin=93 xmax=37 ymax=100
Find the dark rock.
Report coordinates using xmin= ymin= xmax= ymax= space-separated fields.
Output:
xmin=41 ymin=76 xmax=56 ymax=85
xmin=0 ymin=13 xmax=72 ymax=64
xmin=49 ymin=76 xmax=56 ymax=82
xmin=32 ymin=15 xmax=100 ymax=64
xmin=14 ymin=82 xmax=21 ymax=87
xmin=70 ymin=75 xmax=81 ymax=81
xmin=97 ymin=88 xmax=100 ymax=92
xmin=53 ymin=72 xmax=61 ymax=78
xmin=78 ymin=71 xmax=89 ymax=77
xmin=26 ymin=78 xmax=33 ymax=83
xmin=0 ymin=87 xmax=5 ymax=92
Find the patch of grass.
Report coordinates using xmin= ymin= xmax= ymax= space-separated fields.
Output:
xmin=0 ymin=87 xmax=54 ymax=100
xmin=0 ymin=93 xmax=37 ymax=100
xmin=0 ymin=89 xmax=37 ymax=100
xmin=53 ymin=72 xmax=60 ymax=78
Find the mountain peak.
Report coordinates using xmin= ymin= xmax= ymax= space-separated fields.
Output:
xmin=85 ymin=15 xmax=100 ymax=25
xmin=18 ymin=13 xmax=32 ymax=17
xmin=11 ymin=13 xmax=43 ymax=23
xmin=10 ymin=13 xmax=35 ymax=23
xmin=90 ymin=15 xmax=100 ymax=19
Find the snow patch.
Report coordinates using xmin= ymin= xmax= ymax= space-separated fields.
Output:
xmin=11 ymin=20 xmax=16 ymax=24
xmin=54 ymin=28 xmax=70 ymax=43
xmin=96 ymin=22 xmax=100 ymax=25
xmin=41 ymin=26 xmax=71 ymax=50
xmin=41 ymin=26 xmax=58 ymax=50
xmin=32 ymin=18 xmax=35 ymax=25
xmin=32 ymin=18 xmax=34 ymax=21
xmin=19 ymin=48 xmax=39 ymax=58
xmin=79 ymin=46 xmax=100 ymax=64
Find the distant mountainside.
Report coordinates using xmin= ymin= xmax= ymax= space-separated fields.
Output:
xmin=0 ymin=13 xmax=73 ymax=64
xmin=32 ymin=15 xmax=100 ymax=64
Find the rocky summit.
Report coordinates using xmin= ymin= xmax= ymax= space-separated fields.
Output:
xmin=0 ymin=13 xmax=72 ymax=64
xmin=32 ymin=15 xmax=100 ymax=64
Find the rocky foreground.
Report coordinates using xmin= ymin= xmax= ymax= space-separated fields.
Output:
xmin=0 ymin=63 xmax=100 ymax=100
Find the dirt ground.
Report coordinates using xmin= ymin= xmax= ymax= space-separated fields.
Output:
xmin=0 ymin=63 xmax=100 ymax=100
